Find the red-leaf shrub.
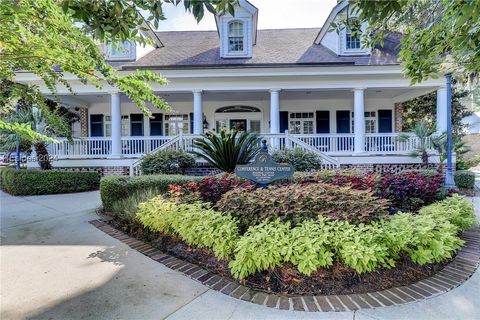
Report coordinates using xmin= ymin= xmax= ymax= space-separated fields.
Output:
xmin=216 ymin=183 xmax=389 ymax=232
xmin=169 ymin=174 xmax=253 ymax=204
xmin=294 ymin=169 xmax=379 ymax=190
xmin=375 ymin=170 xmax=444 ymax=211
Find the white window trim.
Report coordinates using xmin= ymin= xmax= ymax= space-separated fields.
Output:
xmin=105 ymin=41 xmax=136 ymax=61
xmin=338 ymin=23 xmax=371 ymax=56
xmin=288 ymin=112 xmax=315 ymax=134
xmin=214 ymin=112 xmax=263 ymax=133
xmin=222 ymin=17 xmax=250 ymax=58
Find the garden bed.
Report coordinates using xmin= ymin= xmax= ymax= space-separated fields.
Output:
xmin=101 ymin=170 xmax=477 ymax=297
xmin=104 ymin=213 xmax=451 ymax=296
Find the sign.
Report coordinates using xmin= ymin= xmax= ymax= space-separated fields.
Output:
xmin=235 ymin=140 xmax=294 ymax=185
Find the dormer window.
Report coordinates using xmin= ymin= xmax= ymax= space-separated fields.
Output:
xmin=105 ymin=41 xmax=135 ymax=61
xmin=228 ymin=21 xmax=244 ymax=53
xmin=345 ymin=28 xmax=361 ymax=50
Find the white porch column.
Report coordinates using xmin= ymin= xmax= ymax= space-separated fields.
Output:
xmin=193 ymin=90 xmax=203 ymax=135
xmin=110 ymin=91 xmax=122 ymax=158
xmin=269 ymin=89 xmax=280 ymax=134
xmin=353 ymin=88 xmax=365 ymax=153
xmin=436 ymin=87 xmax=447 ymax=133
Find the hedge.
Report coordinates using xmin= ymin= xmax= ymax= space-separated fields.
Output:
xmin=0 ymin=168 xmax=100 ymax=195
xmin=100 ymin=174 xmax=202 ymax=211
xmin=454 ymin=170 xmax=476 ymax=189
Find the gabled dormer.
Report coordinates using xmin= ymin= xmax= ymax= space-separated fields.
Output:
xmin=215 ymin=0 xmax=258 ymax=59
xmin=315 ymin=0 xmax=371 ymax=56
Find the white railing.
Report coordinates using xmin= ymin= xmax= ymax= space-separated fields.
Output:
xmin=47 ymin=136 xmax=174 ymax=159
xmin=295 ymin=134 xmax=355 ymax=154
xmin=48 ymin=132 xmax=428 ymax=165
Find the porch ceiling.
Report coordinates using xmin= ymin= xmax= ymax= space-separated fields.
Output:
xmin=50 ymin=86 xmax=436 ymax=108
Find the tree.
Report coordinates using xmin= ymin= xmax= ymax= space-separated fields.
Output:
xmin=0 ymin=0 xmax=237 ymax=141
xmin=402 ymin=89 xmax=471 ymax=136
xmin=346 ymin=0 xmax=480 ymax=84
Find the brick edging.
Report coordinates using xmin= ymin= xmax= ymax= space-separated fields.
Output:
xmin=89 ymin=220 xmax=480 ymax=312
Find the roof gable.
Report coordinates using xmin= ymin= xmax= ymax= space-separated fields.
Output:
xmin=314 ymin=0 xmax=348 ymax=45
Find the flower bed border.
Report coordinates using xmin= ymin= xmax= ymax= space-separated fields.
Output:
xmin=90 ymin=219 xmax=480 ymax=312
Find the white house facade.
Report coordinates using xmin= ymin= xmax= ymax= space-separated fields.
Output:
xmin=16 ymin=0 xmax=451 ymax=175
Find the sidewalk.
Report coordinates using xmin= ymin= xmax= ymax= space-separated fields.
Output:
xmin=1 ymin=191 xmax=479 ymax=320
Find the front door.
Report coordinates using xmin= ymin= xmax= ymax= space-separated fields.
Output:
xmin=229 ymin=119 xmax=247 ymax=132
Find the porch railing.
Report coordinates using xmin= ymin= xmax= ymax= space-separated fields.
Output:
xmin=47 ymin=133 xmax=429 ymax=162
xmin=47 ymin=136 xmax=174 ymax=158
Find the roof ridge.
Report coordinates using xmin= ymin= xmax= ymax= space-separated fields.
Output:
xmin=154 ymin=27 xmax=321 ymax=34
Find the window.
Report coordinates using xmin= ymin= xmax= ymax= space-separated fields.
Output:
xmin=130 ymin=114 xmax=144 ymax=136
xmin=228 ymin=21 xmax=244 ymax=53
xmin=289 ymin=112 xmax=314 ymax=134
xmin=351 ymin=111 xmax=376 ymax=133
xmin=164 ymin=114 xmax=189 ymax=136
xmin=104 ymin=115 xmax=129 ymax=136
xmin=346 ymin=29 xmax=361 ymax=50
xmin=106 ymin=41 xmax=135 ymax=60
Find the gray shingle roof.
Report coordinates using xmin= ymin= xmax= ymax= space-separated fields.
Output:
xmin=122 ymin=28 xmax=400 ymax=69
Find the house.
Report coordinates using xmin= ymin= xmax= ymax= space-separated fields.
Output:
xmin=16 ymin=0 xmax=450 ymax=176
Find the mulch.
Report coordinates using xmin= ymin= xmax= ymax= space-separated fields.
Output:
xmin=104 ymin=212 xmax=451 ymax=296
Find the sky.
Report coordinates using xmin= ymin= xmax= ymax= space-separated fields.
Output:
xmin=155 ymin=0 xmax=338 ymax=31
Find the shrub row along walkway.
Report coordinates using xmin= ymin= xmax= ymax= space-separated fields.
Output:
xmin=1 ymin=191 xmax=480 ymax=320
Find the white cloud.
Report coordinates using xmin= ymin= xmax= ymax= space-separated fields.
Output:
xmin=155 ymin=0 xmax=338 ymax=31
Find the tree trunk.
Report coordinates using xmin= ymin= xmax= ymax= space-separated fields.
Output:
xmin=421 ymin=150 xmax=429 ymax=165
xmin=34 ymin=142 xmax=52 ymax=170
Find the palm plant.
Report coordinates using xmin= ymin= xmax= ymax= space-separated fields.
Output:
xmin=431 ymin=134 xmax=470 ymax=163
xmin=398 ymin=121 xmax=436 ymax=164
xmin=191 ymin=130 xmax=261 ymax=173
xmin=1 ymin=108 xmax=70 ymax=170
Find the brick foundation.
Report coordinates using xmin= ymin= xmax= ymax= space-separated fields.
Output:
xmin=341 ymin=163 xmax=441 ymax=174
xmin=54 ymin=166 xmax=130 ymax=176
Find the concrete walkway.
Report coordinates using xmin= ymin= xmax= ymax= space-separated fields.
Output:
xmin=1 ymin=191 xmax=479 ymax=320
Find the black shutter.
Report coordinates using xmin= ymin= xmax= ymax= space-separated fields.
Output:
xmin=130 ymin=114 xmax=144 ymax=136
xmin=378 ymin=110 xmax=393 ymax=133
xmin=150 ymin=113 xmax=163 ymax=136
xmin=279 ymin=111 xmax=289 ymax=133
xmin=316 ymin=111 xmax=330 ymax=133
xmin=90 ymin=114 xmax=104 ymax=137
xmin=190 ymin=112 xmax=194 ymax=134
xmin=336 ymin=110 xmax=350 ymax=133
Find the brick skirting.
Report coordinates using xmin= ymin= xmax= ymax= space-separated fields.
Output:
xmin=54 ymin=166 xmax=130 ymax=176
xmin=90 ymin=220 xmax=480 ymax=312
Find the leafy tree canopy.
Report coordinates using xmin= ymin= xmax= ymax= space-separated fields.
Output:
xmin=346 ymin=0 xmax=480 ymax=84
xmin=0 ymin=0 xmax=237 ymax=141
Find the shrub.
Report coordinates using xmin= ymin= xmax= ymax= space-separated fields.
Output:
xmin=138 ymin=197 xmax=239 ymax=259
xmin=375 ymin=170 xmax=444 ymax=211
xmin=419 ymin=194 xmax=476 ymax=230
xmin=454 ymin=170 xmax=475 ymax=189
xmin=229 ymin=220 xmax=291 ymax=279
xmin=110 ymin=189 xmax=160 ymax=223
xmin=0 ymin=168 xmax=99 ymax=195
xmin=169 ymin=174 xmax=253 ymax=204
xmin=294 ymin=169 xmax=378 ymax=190
xmin=140 ymin=150 xmax=196 ymax=175
xmin=272 ymin=148 xmax=323 ymax=172
xmin=100 ymin=174 xmax=202 ymax=211
xmin=216 ymin=182 xmax=389 ymax=231
xmin=191 ymin=130 xmax=260 ymax=173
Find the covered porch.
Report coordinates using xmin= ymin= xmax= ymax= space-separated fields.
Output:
xmin=47 ymin=86 xmax=447 ymax=161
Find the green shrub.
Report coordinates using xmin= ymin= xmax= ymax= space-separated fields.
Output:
xmin=454 ymin=170 xmax=476 ymax=189
xmin=100 ymin=174 xmax=202 ymax=211
xmin=283 ymin=218 xmax=334 ymax=275
xmin=229 ymin=220 xmax=291 ymax=279
xmin=216 ymin=183 xmax=389 ymax=231
xmin=138 ymin=197 xmax=239 ymax=259
xmin=110 ymin=189 xmax=160 ymax=223
xmin=140 ymin=150 xmax=196 ymax=175
xmin=0 ymin=168 xmax=99 ymax=195
xmin=419 ymin=194 xmax=476 ymax=230
xmin=272 ymin=148 xmax=323 ymax=172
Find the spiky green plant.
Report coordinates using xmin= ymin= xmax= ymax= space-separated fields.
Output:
xmin=190 ymin=130 xmax=260 ymax=173
xmin=398 ymin=121 xmax=436 ymax=164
